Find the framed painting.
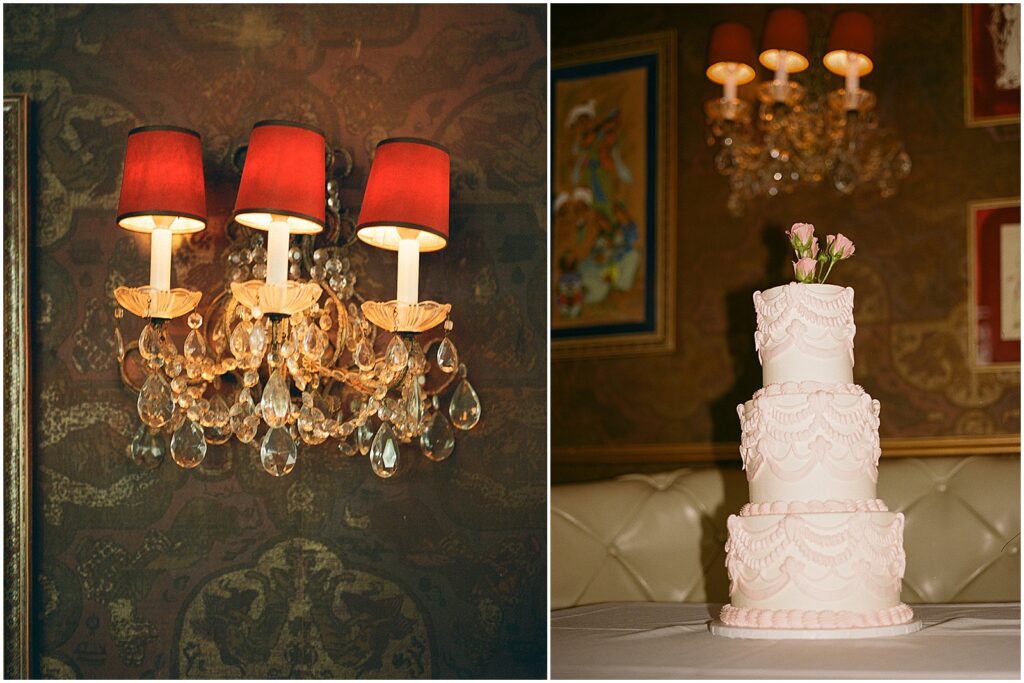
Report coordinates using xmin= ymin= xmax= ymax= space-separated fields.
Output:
xmin=968 ymin=197 xmax=1021 ymax=371
xmin=964 ymin=3 xmax=1021 ymax=126
xmin=551 ymin=31 xmax=676 ymax=359
xmin=3 ymin=93 xmax=32 ymax=679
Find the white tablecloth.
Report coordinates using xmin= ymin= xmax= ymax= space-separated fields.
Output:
xmin=551 ymin=602 xmax=1020 ymax=679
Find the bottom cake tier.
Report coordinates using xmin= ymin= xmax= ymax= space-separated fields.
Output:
xmin=720 ymin=510 xmax=915 ymax=626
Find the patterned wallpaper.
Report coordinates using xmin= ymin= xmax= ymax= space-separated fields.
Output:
xmin=5 ymin=4 xmax=546 ymax=678
xmin=552 ymin=4 xmax=1020 ymax=481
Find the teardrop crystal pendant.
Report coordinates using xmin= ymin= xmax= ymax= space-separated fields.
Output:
xmin=437 ymin=337 xmax=459 ymax=373
xmin=114 ymin=327 xmax=125 ymax=362
xmin=260 ymin=370 xmax=291 ymax=429
xmin=171 ymin=419 xmax=208 ymax=468
xmin=406 ymin=383 xmax=422 ymax=427
xmin=249 ymin=321 xmax=268 ymax=359
xmin=369 ymin=423 xmax=401 ymax=478
xmin=420 ymin=411 xmax=455 ymax=461
xmin=229 ymin=321 xmax=250 ymax=359
xmin=448 ymin=378 xmax=481 ymax=430
xmin=184 ymin=329 xmax=207 ymax=363
xmin=138 ymin=373 xmax=176 ymax=428
xmin=356 ymin=421 xmax=373 ymax=455
xmin=260 ymin=426 xmax=297 ymax=477
xmin=354 ymin=338 xmax=375 ymax=371
xmin=385 ymin=335 xmax=409 ymax=370
xmin=129 ymin=424 xmax=166 ymax=470
xmin=138 ymin=324 xmax=161 ymax=360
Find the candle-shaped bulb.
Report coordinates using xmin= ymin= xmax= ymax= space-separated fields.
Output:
xmin=266 ymin=218 xmax=290 ymax=285
xmin=397 ymin=235 xmax=420 ymax=305
xmin=149 ymin=217 xmax=173 ymax=291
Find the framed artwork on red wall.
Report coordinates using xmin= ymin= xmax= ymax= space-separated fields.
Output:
xmin=968 ymin=197 xmax=1021 ymax=371
xmin=964 ymin=4 xmax=1021 ymax=126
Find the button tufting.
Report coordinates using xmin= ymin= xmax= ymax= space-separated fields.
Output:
xmin=936 ymin=483 xmax=948 ymax=493
xmin=1011 ymin=546 xmax=1019 ymax=555
xmin=607 ymin=545 xmax=619 ymax=557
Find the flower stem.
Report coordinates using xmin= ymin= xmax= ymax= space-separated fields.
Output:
xmin=821 ymin=258 xmax=836 ymax=284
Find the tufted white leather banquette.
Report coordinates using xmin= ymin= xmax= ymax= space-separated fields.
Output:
xmin=551 ymin=456 xmax=1020 ymax=610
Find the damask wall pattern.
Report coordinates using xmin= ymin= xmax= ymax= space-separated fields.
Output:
xmin=5 ymin=4 xmax=546 ymax=678
xmin=552 ymin=5 xmax=1020 ymax=480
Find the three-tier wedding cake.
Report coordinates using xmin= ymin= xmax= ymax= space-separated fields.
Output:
xmin=711 ymin=226 xmax=921 ymax=639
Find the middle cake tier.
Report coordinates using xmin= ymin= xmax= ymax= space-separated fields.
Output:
xmin=738 ymin=382 xmax=882 ymax=504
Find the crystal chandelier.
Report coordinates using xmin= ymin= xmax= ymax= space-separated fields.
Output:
xmin=704 ymin=10 xmax=911 ymax=216
xmin=112 ymin=122 xmax=481 ymax=478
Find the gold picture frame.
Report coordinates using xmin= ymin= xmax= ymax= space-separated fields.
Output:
xmin=967 ymin=197 xmax=1021 ymax=372
xmin=3 ymin=93 xmax=32 ymax=679
xmin=964 ymin=4 xmax=1021 ymax=127
xmin=551 ymin=31 xmax=677 ymax=359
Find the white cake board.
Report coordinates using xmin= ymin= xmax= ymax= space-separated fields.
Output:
xmin=709 ymin=619 xmax=922 ymax=640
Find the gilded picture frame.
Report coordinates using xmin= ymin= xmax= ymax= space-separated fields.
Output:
xmin=3 ymin=93 xmax=32 ymax=679
xmin=964 ymin=3 xmax=1021 ymax=127
xmin=967 ymin=197 xmax=1021 ymax=372
xmin=551 ymin=31 xmax=676 ymax=359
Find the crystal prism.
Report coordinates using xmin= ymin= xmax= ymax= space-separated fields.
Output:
xmin=406 ymin=383 xmax=422 ymax=427
xmin=420 ymin=411 xmax=455 ymax=461
xmin=184 ymin=329 xmax=207 ymax=363
xmin=171 ymin=419 xmax=207 ymax=468
xmin=138 ymin=373 xmax=176 ymax=428
xmin=249 ymin=321 xmax=268 ymax=359
xmin=260 ymin=370 xmax=291 ymax=429
xmin=354 ymin=338 xmax=375 ymax=371
xmin=356 ymin=422 xmax=373 ymax=455
xmin=138 ymin=324 xmax=160 ymax=360
xmin=207 ymin=394 xmax=230 ymax=429
xmin=437 ymin=337 xmax=459 ymax=373
xmin=260 ymin=427 xmax=297 ymax=477
xmin=237 ymin=415 xmax=259 ymax=443
xmin=386 ymin=336 xmax=409 ymax=370
xmin=129 ymin=424 xmax=165 ymax=470
xmin=114 ymin=327 xmax=125 ymax=362
xmin=369 ymin=423 xmax=401 ymax=478
xmin=229 ymin=321 xmax=250 ymax=359
xmin=298 ymin=404 xmax=327 ymax=445
xmin=449 ymin=378 xmax=481 ymax=430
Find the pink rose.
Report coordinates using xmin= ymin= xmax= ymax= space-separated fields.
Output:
xmin=826 ymin=233 xmax=855 ymax=259
xmin=793 ymin=257 xmax=817 ymax=283
xmin=810 ymin=236 xmax=819 ymax=258
xmin=786 ymin=223 xmax=815 ymax=252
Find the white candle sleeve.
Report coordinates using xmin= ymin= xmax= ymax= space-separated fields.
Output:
xmin=397 ymin=237 xmax=420 ymax=304
xmin=149 ymin=226 xmax=172 ymax=291
xmin=266 ymin=220 xmax=290 ymax=285
xmin=723 ymin=69 xmax=738 ymax=102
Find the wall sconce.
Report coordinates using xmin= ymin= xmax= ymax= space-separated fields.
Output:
xmin=113 ymin=125 xmax=206 ymax=321
xmin=703 ymin=8 xmax=911 ymax=214
xmin=112 ymin=121 xmax=481 ymax=478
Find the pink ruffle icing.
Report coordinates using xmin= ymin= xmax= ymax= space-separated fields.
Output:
xmin=740 ymin=499 xmax=888 ymax=516
xmin=719 ymin=603 xmax=915 ymax=629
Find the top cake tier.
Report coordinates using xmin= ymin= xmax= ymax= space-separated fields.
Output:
xmin=754 ymin=283 xmax=855 ymax=386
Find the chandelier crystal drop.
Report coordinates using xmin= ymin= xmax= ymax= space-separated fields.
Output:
xmin=112 ymin=123 xmax=481 ymax=478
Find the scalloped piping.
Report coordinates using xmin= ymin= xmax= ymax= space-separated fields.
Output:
xmin=753 ymin=381 xmax=865 ymax=398
xmin=719 ymin=603 xmax=915 ymax=629
xmin=725 ymin=513 xmax=907 ymax=602
xmin=740 ymin=499 xmax=888 ymax=516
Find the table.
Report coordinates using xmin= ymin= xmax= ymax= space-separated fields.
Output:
xmin=551 ymin=602 xmax=1020 ymax=679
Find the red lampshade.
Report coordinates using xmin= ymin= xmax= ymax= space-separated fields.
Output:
xmin=706 ymin=22 xmax=757 ymax=85
xmin=117 ymin=125 xmax=206 ymax=234
xmin=824 ymin=11 xmax=875 ymax=76
xmin=232 ymin=120 xmax=325 ymax=234
xmin=356 ymin=138 xmax=450 ymax=252
xmin=759 ymin=8 xmax=810 ymax=73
